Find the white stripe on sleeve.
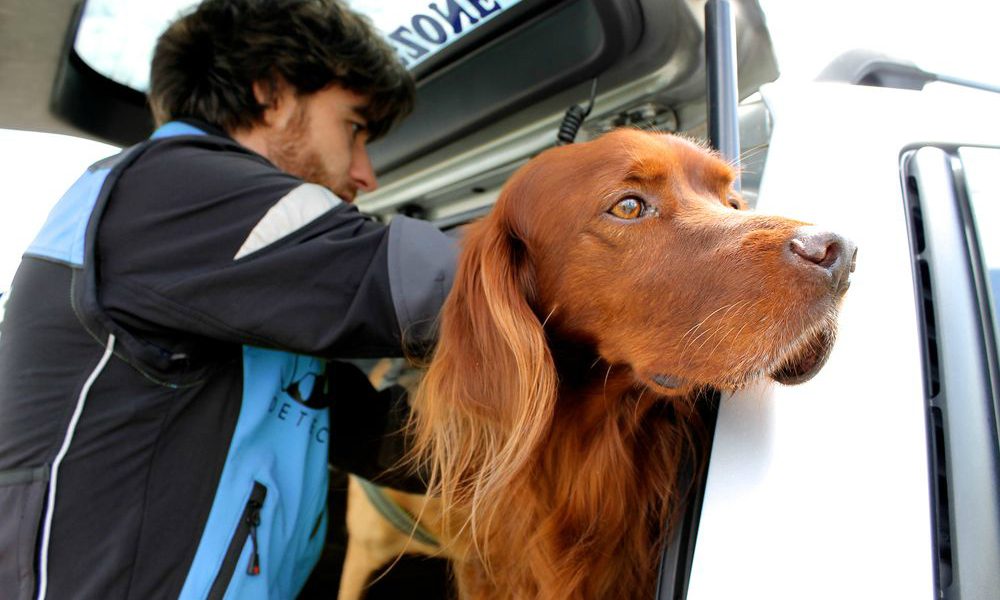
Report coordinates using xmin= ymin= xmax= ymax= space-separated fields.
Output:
xmin=234 ymin=183 xmax=342 ymax=260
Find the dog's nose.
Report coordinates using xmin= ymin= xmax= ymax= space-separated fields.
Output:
xmin=789 ymin=227 xmax=857 ymax=292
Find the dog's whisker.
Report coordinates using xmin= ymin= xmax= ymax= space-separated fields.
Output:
xmin=603 ymin=363 xmax=614 ymax=403
xmin=737 ymin=143 xmax=769 ymax=165
xmin=680 ymin=300 xmax=744 ymax=343
xmin=540 ymin=306 xmax=558 ymax=329
xmin=680 ymin=297 xmax=756 ymax=353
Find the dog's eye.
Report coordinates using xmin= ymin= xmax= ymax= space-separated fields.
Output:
xmin=727 ymin=195 xmax=742 ymax=210
xmin=609 ymin=197 xmax=645 ymax=220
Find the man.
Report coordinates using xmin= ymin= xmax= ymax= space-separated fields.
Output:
xmin=0 ymin=1 xmax=456 ymax=598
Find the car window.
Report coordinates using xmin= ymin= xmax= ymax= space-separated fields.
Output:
xmin=959 ymin=146 xmax=1000 ymax=347
xmin=74 ymin=0 xmax=194 ymax=91
xmin=74 ymin=0 xmax=526 ymax=92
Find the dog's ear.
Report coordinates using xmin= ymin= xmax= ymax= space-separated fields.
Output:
xmin=410 ymin=202 xmax=558 ymax=530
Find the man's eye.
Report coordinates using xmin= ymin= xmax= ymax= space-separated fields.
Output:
xmin=608 ymin=196 xmax=645 ymax=220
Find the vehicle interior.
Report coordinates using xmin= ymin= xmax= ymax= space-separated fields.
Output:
xmin=1 ymin=0 xmax=784 ymax=597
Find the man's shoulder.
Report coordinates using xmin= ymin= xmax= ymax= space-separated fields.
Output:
xmin=114 ymin=130 xmax=305 ymax=212
xmin=99 ymin=129 xmax=346 ymax=274
xmin=138 ymin=131 xmax=290 ymax=183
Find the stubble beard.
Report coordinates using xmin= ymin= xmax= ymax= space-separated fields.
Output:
xmin=265 ymin=105 xmax=354 ymax=201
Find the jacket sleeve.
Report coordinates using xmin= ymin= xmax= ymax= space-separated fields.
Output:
xmin=97 ymin=138 xmax=458 ymax=359
xmin=325 ymin=361 xmax=427 ymax=492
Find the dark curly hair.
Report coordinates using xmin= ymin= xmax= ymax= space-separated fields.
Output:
xmin=149 ymin=0 xmax=414 ymax=140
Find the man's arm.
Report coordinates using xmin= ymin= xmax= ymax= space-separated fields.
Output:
xmin=97 ymin=137 xmax=457 ymax=359
xmin=325 ymin=360 xmax=427 ymax=492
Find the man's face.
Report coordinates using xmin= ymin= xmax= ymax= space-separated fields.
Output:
xmin=258 ymin=84 xmax=378 ymax=202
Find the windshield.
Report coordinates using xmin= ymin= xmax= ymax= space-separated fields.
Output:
xmin=74 ymin=0 xmax=524 ymax=91
xmin=960 ymin=147 xmax=1000 ymax=348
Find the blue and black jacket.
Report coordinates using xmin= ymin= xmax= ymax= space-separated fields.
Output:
xmin=0 ymin=120 xmax=456 ymax=599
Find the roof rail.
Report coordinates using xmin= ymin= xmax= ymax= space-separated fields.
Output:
xmin=818 ymin=49 xmax=1000 ymax=94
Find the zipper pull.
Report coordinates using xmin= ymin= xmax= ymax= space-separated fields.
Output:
xmin=246 ymin=500 xmax=262 ymax=576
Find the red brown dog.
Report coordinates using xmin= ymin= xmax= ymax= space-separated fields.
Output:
xmin=348 ymin=128 xmax=856 ymax=600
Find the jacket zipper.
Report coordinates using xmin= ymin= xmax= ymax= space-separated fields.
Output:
xmin=206 ymin=481 xmax=268 ymax=600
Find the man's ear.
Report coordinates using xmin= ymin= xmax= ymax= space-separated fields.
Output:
xmin=252 ymin=78 xmax=295 ymax=128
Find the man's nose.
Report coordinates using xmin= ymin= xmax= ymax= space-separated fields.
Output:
xmin=351 ymin=146 xmax=378 ymax=192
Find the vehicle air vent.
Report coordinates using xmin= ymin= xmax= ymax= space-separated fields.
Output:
xmin=929 ymin=405 xmax=954 ymax=588
xmin=905 ymin=175 xmax=941 ymax=398
xmin=901 ymin=159 xmax=953 ymax=595
xmin=917 ymin=259 xmax=941 ymax=397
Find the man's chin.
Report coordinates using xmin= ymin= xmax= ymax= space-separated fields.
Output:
xmin=264 ymin=130 xmax=353 ymax=201
xmin=332 ymin=187 xmax=357 ymax=203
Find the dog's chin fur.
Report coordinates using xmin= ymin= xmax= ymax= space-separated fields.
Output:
xmin=769 ymin=325 xmax=837 ymax=385
xmin=638 ymin=322 xmax=840 ymax=396
xmin=717 ymin=305 xmax=843 ymax=391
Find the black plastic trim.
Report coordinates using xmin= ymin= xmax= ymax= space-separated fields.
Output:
xmin=655 ymin=390 xmax=719 ymax=600
xmin=704 ymin=0 xmax=741 ymax=178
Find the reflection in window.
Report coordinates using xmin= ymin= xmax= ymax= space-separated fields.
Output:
xmin=355 ymin=0 xmax=524 ymax=69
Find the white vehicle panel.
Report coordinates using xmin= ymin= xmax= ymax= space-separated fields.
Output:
xmin=688 ymin=82 xmax=1000 ymax=599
